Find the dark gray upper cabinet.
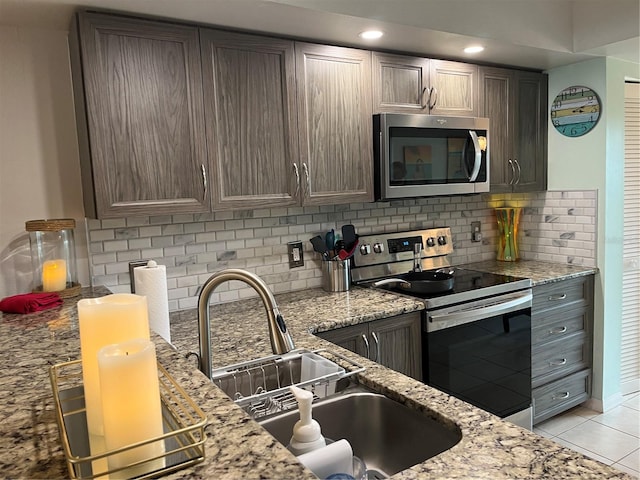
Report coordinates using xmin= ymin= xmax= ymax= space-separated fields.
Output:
xmin=70 ymin=9 xmax=549 ymax=218
xmin=296 ymin=43 xmax=374 ymax=205
xmin=70 ymin=12 xmax=209 ymax=218
xmin=372 ymin=52 xmax=478 ymax=117
xmin=479 ymin=67 xmax=548 ymax=192
xmin=200 ymin=29 xmax=300 ymax=210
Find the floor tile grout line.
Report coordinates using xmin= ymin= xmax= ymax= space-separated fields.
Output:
xmin=587 ymin=416 xmax=640 ymax=439
xmin=554 ymin=419 xmax=640 ymax=463
xmin=551 ymin=436 xmax=614 ymax=462
xmin=552 ymin=435 xmax=634 ymax=466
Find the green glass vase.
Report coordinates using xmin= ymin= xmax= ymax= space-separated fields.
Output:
xmin=495 ymin=207 xmax=522 ymax=261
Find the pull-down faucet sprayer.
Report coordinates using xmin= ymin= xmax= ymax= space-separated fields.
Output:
xmin=197 ymin=269 xmax=295 ymax=379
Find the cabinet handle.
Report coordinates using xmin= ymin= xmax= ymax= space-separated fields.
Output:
xmin=548 ymin=294 xmax=567 ymax=301
xmin=302 ymin=163 xmax=311 ymax=198
xmin=552 ymin=391 xmax=570 ymax=400
xmin=292 ymin=163 xmax=300 ymax=198
xmin=361 ymin=334 xmax=370 ymax=360
xmin=508 ymin=159 xmax=516 ymax=185
xmin=549 ymin=358 xmax=567 ymax=367
xmin=549 ymin=326 xmax=568 ymax=335
xmin=201 ymin=164 xmax=207 ymax=202
xmin=514 ymin=159 xmax=522 ymax=184
xmin=420 ymin=87 xmax=429 ymax=109
xmin=428 ymin=87 xmax=438 ymax=109
xmin=371 ymin=331 xmax=380 ymax=363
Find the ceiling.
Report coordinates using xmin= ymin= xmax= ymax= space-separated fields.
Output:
xmin=1 ymin=0 xmax=638 ymax=71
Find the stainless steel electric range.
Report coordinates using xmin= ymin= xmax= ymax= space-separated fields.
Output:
xmin=351 ymin=228 xmax=534 ymax=430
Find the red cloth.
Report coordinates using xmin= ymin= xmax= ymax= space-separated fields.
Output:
xmin=0 ymin=292 xmax=63 ymax=314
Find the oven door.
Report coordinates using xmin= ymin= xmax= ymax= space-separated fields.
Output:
xmin=423 ymin=290 xmax=532 ymax=427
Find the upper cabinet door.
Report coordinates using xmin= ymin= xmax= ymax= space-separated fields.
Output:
xmin=479 ymin=66 xmax=547 ymax=193
xmin=372 ymin=52 xmax=430 ymax=113
xmin=295 ymin=43 xmax=374 ymax=205
xmin=73 ymin=13 xmax=209 ymax=218
xmin=429 ymin=60 xmax=478 ymax=117
xmin=200 ymin=29 xmax=300 ymax=210
xmin=372 ymin=54 xmax=477 ymax=117
xmin=514 ymin=71 xmax=548 ymax=192
xmin=479 ymin=67 xmax=515 ymax=193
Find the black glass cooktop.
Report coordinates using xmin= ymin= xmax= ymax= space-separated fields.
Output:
xmin=359 ymin=267 xmax=531 ymax=308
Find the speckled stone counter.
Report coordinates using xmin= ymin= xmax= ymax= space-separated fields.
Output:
xmin=1 ymin=260 xmax=626 ymax=480
xmin=462 ymin=259 xmax=598 ymax=285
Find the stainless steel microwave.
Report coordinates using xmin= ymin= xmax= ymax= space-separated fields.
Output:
xmin=374 ymin=114 xmax=490 ymax=200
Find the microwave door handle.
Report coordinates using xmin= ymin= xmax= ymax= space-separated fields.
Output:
xmin=468 ymin=130 xmax=482 ymax=182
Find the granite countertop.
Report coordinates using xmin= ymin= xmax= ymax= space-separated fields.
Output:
xmin=1 ymin=261 xmax=626 ymax=480
xmin=461 ymin=259 xmax=598 ymax=285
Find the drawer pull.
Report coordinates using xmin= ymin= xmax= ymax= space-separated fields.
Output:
xmin=549 ymin=358 xmax=567 ymax=366
xmin=552 ymin=391 xmax=570 ymax=400
xmin=548 ymin=293 xmax=567 ymax=301
xmin=549 ymin=326 xmax=568 ymax=335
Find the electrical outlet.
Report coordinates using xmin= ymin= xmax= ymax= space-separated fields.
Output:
xmin=471 ymin=221 xmax=482 ymax=243
xmin=288 ymin=241 xmax=304 ymax=268
xmin=128 ymin=260 xmax=149 ymax=292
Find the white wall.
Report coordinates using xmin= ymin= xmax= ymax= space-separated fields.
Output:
xmin=0 ymin=26 xmax=90 ymax=296
xmin=548 ymin=57 xmax=640 ymax=410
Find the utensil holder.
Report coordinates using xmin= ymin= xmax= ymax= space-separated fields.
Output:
xmin=322 ymin=259 xmax=350 ymax=292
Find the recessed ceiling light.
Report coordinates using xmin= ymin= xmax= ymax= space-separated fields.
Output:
xmin=464 ymin=45 xmax=485 ymax=54
xmin=359 ymin=30 xmax=384 ymax=40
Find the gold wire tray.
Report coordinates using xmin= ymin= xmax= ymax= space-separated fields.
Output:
xmin=49 ymin=359 xmax=207 ymax=479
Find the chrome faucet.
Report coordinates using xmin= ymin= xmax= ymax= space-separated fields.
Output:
xmin=197 ymin=268 xmax=295 ymax=379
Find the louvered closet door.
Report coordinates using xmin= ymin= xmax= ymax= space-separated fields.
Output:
xmin=622 ymin=82 xmax=640 ymax=395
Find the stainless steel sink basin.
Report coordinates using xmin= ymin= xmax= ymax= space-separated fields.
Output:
xmin=258 ymin=387 xmax=462 ymax=478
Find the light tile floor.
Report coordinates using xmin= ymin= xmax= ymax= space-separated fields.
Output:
xmin=534 ymin=392 xmax=640 ymax=478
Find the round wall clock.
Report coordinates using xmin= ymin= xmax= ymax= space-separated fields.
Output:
xmin=550 ymin=85 xmax=601 ymax=137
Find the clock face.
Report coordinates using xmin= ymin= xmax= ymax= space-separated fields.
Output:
xmin=550 ymin=86 xmax=601 ymax=137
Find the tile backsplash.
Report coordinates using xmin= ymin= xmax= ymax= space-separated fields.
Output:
xmin=86 ymin=190 xmax=597 ymax=312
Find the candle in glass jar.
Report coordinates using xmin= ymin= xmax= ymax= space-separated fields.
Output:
xmin=98 ymin=339 xmax=165 ymax=478
xmin=77 ymin=294 xmax=150 ymax=445
xmin=42 ymin=259 xmax=67 ymax=291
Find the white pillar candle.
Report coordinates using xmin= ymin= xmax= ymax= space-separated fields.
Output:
xmin=77 ymin=294 xmax=150 ymax=444
xmin=42 ymin=259 xmax=67 ymax=291
xmin=98 ymin=339 xmax=165 ymax=478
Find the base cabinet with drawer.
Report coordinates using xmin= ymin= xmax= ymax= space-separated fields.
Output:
xmin=531 ymin=276 xmax=594 ymax=424
xmin=316 ymin=312 xmax=422 ymax=381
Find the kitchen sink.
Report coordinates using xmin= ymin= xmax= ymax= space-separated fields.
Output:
xmin=258 ymin=386 xmax=462 ymax=478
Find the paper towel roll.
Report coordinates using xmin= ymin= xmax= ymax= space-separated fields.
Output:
xmin=297 ymin=439 xmax=353 ymax=479
xmin=134 ymin=260 xmax=171 ymax=344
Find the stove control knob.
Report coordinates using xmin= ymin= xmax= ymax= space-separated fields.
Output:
xmin=359 ymin=244 xmax=371 ymax=255
xmin=426 ymin=237 xmax=436 ymax=247
xmin=373 ymin=243 xmax=384 ymax=254
xmin=437 ymin=236 xmax=447 ymax=246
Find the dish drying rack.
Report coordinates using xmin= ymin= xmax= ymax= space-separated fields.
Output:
xmin=210 ymin=348 xmax=364 ymax=419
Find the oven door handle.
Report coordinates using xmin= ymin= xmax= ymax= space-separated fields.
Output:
xmin=427 ymin=291 xmax=532 ymax=332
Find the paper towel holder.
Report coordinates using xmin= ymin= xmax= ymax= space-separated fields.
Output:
xmin=129 ymin=259 xmax=151 ymax=293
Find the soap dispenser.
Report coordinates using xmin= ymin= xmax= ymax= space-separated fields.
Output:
xmin=287 ymin=385 xmax=326 ymax=456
